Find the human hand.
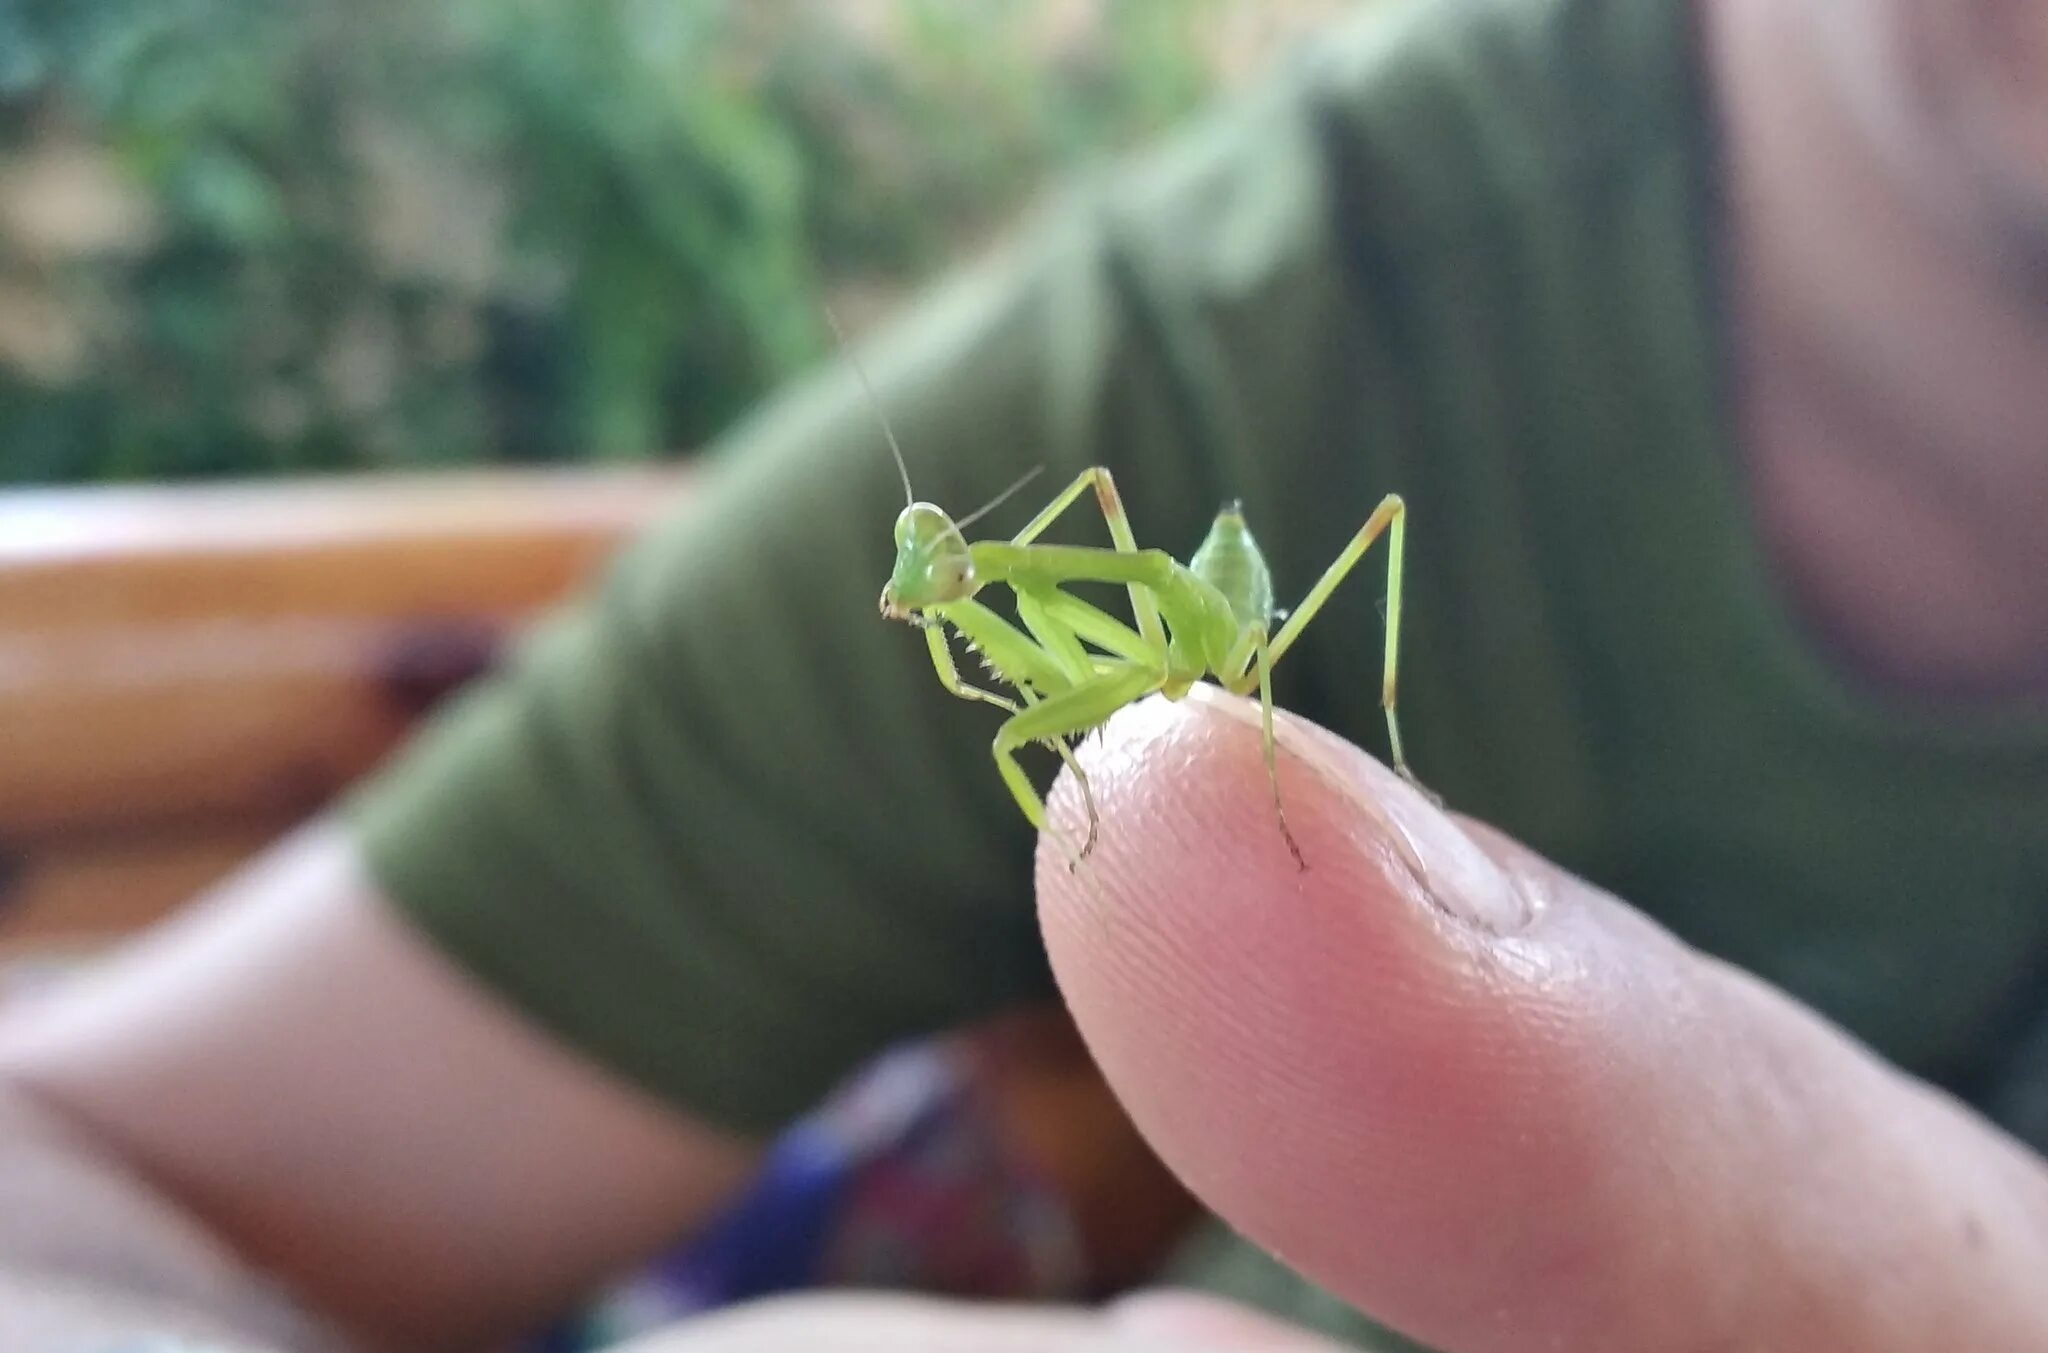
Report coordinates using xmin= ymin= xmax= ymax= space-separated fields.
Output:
xmin=1033 ymin=686 xmax=2048 ymax=1352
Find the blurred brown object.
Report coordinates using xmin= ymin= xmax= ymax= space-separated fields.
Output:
xmin=0 ymin=469 xmax=684 ymax=957
xmin=962 ymin=1006 xmax=1202 ymax=1291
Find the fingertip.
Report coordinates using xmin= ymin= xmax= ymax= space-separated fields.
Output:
xmin=1030 ymin=689 xmax=1600 ymax=1345
xmin=1023 ymin=690 xmax=2036 ymax=1353
xmin=1037 ymin=686 xmax=1535 ymax=947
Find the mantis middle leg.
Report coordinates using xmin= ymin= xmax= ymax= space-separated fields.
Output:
xmin=991 ymin=662 xmax=1164 ymax=864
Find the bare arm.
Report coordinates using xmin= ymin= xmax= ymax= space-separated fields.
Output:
xmin=0 ymin=821 xmax=762 ymax=1352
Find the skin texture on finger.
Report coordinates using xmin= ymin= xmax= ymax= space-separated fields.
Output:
xmin=1037 ymin=688 xmax=2048 ymax=1353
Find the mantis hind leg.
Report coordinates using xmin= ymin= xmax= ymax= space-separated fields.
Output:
xmin=1220 ymin=623 xmax=1307 ymax=870
xmin=1266 ymin=494 xmax=1421 ymax=790
xmin=991 ymin=664 xmax=1163 ymax=867
xmin=1252 ymin=626 xmax=1306 ymax=870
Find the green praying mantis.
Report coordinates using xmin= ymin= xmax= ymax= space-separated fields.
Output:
xmin=843 ymin=321 xmax=1415 ymax=869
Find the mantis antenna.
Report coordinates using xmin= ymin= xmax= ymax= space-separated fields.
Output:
xmin=824 ymin=305 xmax=914 ymax=508
xmin=955 ymin=464 xmax=1047 ymax=530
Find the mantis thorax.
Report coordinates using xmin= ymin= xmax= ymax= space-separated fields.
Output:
xmin=880 ymin=502 xmax=976 ymax=620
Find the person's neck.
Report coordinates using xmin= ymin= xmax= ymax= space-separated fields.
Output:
xmin=1705 ymin=0 xmax=2048 ymax=704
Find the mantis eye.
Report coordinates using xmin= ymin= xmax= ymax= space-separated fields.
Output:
xmin=885 ymin=505 xmax=975 ymax=611
xmin=894 ymin=502 xmax=958 ymax=550
xmin=927 ymin=549 xmax=974 ymax=594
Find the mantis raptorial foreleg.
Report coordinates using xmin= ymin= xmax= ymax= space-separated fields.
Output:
xmin=1266 ymin=494 xmax=1414 ymax=783
xmin=923 ymin=622 xmax=1103 ymax=856
xmin=922 ymin=624 xmax=1022 ymax=714
xmin=1009 ymin=468 xmax=1166 ymax=652
xmin=939 ymin=598 xmax=1073 ymax=695
xmin=1014 ymin=590 xmax=1095 ymax=687
xmin=1026 ymin=589 xmax=1153 ymax=664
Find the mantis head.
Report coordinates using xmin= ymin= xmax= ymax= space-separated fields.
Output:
xmin=823 ymin=308 xmax=1035 ymax=624
xmin=880 ymin=502 xmax=975 ymax=621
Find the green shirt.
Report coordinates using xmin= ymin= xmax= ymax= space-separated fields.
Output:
xmin=349 ymin=0 xmax=2048 ymax=1345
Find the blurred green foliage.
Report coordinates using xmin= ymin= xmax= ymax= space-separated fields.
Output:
xmin=0 ymin=0 xmax=1250 ymax=483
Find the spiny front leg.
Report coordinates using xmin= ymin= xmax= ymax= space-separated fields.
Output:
xmin=924 ymin=622 xmax=1101 ymax=854
xmin=991 ymin=663 xmax=1163 ymax=867
xmin=922 ymin=623 xmax=1021 ymax=714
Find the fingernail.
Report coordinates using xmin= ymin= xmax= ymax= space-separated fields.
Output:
xmin=1188 ymin=686 xmax=1531 ymax=933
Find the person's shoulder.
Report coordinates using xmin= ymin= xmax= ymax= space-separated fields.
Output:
xmin=1296 ymin=0 xmax=1702 ymax=234
xmin=1084 ymin=0 xmax=1702 ymax=282
xmin=1136 ymin=0 xmax=1698 ymax=244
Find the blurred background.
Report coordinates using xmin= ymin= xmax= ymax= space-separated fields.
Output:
xmin=0 ymin=1 xmax=1352 ymax=1343
xmin=0 ymin=0 xmax=1347 ymax=959
xmin=1 ymin=0 xmax=1344 ymax=483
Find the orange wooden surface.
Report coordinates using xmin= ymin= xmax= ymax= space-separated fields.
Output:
xmin=0 ymin=615 xmax=492 ymax=840
xmin=0 ymin=831 xmax=272 ymax=959
xmin=0 ymin=468 xmax=686 ymax=945
xmin=0 ymin=469 xmax=681 ymax=626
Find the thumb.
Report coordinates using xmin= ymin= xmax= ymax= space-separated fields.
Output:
xmin=1037 ymin=686 xmax=2048 ymax=1353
